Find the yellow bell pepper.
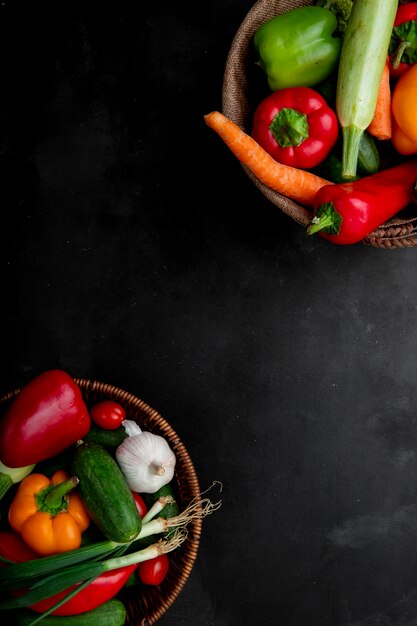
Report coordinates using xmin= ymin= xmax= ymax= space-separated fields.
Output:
xmin=8 ymin=469 xmax=90 ymax=556
xmin=392 ymin=63 xmax=417 ymax=155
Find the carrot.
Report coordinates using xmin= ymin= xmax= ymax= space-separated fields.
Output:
xmin=204 ymin=111 xmax=332 ymax=207
xmin=367 ymin=59 xmax=392 ymax=140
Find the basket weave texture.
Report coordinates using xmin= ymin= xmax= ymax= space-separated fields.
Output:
xmin=222 ymin=0 xmax=417 ymax=248
xmin=0 ymin=379 xmax=202 ymax=626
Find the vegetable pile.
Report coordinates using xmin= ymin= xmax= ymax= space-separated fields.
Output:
xmin=0 ymin=370 xmax=221 ymax=625
xmin=205 ymin=0 xmax=417 ymax=245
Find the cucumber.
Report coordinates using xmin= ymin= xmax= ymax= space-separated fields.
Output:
xmin=71 ymin=441 xmax=141 ymax=543
xmin=83 ymin=423 xmax=128 ymax=450
xmin=357 ymin=132 xmax=380 ymax=176
xmin=12 ymin=600 xmax=127 ymax=626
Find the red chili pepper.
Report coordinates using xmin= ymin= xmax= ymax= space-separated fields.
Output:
xmin=307 ymin=160 xmax=417 ymax=245
xmin=0 ymin=530 xmax=136 ymax=616
xmin=251 ymin=87 xmax=338 ymax=169
xmin=0 ymin=370 xmax=90 ymax=468
xmin=389 ymin=3 xmax=417 ymax=79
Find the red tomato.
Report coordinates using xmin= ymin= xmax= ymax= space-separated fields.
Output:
xmin=138 ymin=554 xmax=170 ymax=585
xmin=90 ymin=400 xmax=126 ymax=430
xmin=132 ymin=491 xmax=148 ymax=518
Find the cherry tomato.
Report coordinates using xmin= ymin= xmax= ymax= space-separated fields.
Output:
xmin=137 ymin=554 xmax=170 ymax=585
xmin=90 ymin=400 xmax=126 ymax=430
xmin=132 ymin=491 xmax=148 ymax=518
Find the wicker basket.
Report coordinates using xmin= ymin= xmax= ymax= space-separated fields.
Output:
xmin=222 ymin=0 xmax=417 ymax=248
xmin=0 ymin=379 xmax=202 ymax=626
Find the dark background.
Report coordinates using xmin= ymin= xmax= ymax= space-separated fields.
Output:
xmin=2 ymin=1 xmax=417 ymax=624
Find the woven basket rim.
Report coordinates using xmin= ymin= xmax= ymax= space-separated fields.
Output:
xmin=0 ymin=378 xmax=202 ymax=626
xmin=222 ymin=0 xmax=417 ymax=249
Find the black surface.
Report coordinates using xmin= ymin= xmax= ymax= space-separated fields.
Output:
xmin=2 ymin=1 xmax=417 ymax=625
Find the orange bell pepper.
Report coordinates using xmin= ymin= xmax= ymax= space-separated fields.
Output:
xmin=392 ymin=62 xmax=417 ymax=155
xmin=8 ymin=470 xmax=90 ymax=556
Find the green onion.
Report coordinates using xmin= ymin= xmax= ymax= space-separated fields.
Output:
xmin=0 ymin=492 xmax=221 ymax=592
xmin=0 ymin=518 xmax=167 ymax=592
xmin=0 ymin=496 xmax=172 ymax=589
xmin=0 ymin=486 xmax=222 ymax=618
xmin=141 ymin=495 xmax=175 ymax=524
xmin=0 ymin=540 xmax=123 ymax=591
xmin=0 ymin=531 xmax=187 ymax=610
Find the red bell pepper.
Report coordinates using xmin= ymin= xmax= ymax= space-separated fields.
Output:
xmin=389 ymin=3 xmax=417 ymax=79
xmin=0 ymin=370 xmax=90 ymax=468
xmin=251 ymin=86 xmax=338 ymax=169
xmin=307 ymin=159 xmax=417 ymax=245
xmin=0 ymin=530 xmax=136 ymax=616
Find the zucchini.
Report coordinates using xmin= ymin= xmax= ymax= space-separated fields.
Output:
xmin=12 ymin=600 xmax=127 ymax=626
xmin=83 ymin=423 xmax=128 ymax=450
xmin=336 ymin=0 xmax=397 ymax=178
xmin=72 ymin=441 xmax=141 ymax=543
xmin=316 ymin=152 xmax=357 ymax=183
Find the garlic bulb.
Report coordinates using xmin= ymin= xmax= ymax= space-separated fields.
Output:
xmin=116 ymin=420 xmax=176 ymax=493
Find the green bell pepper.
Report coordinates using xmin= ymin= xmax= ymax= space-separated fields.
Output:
xmin=254 ymin=6 xmax=342 ymax=91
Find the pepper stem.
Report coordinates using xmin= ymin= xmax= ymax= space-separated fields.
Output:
xmin=342 ymin=125 xmax=364 ymax=179
xmin=37 ymin=477 xmax=79 ymax=515
xmin=391 ymin=39 xmax=411 ymax=70
xmin=269 ymin=108 xmax=309 ymax=148
xmin=307 ymin=202 xmax=343 ymax=236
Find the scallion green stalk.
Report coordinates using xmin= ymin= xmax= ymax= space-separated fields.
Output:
xmin=0 ymin=496 xmax=175 ymax=588
xmin=141 ymin=495 xmax=175 ymax=524
xmin=0 ymin=531 xmax=187 ymax=610
xmin=0 ymin=489 xmax=221 ymax=601
xmin=0 ymin=516 xmax=173 ymax=592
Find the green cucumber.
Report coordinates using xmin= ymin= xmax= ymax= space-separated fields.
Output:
xmin=83 ymin=423 xmax=128 ymax=450
xmin=12 ymin=599 xmax=127 ymax=626
xmin=357 ymin=132 xmax=380 ymax=176
xmin=71 ymin=441 xmax=141 ymax=543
